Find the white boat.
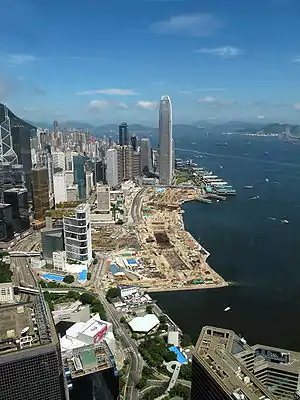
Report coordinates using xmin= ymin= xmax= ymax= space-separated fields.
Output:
xmin=265 ymin=178 xmax=269 ymax=183
xmin=244 ymin=185 xmax=253 ymax=189
xmin=249 ymin=196 xmax=260 ymax=200
xmin=281 ymin=219 xmax=289 ymax=224
xmin=269 ymin=217 xmax=276 ymax=221
xmin=224 ymin=307 xmax=231 ymax=312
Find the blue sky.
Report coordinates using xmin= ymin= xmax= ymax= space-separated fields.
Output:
xmin=1 ymin=0 xmax=300 ymax=124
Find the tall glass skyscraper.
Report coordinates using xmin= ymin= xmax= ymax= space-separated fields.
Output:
xmin=158 ymin=95 xmax=173 ymax=185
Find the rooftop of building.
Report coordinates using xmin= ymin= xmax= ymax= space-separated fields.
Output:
xmin=194 ymin=326 xmax=278 ymax=400
xmin=76 ymin=203 xmax=89 ymax=211
xmin=0 ymin=203 xmax=11 ymax=209
xmin=4 ymin=187 xmax=27 ymax=193
xmin=0 ymin=297 xmax=57 ymax=357
xmin=63 ymin=342 xmax=113 ymax=378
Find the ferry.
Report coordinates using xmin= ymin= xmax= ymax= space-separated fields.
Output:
xmin=281 ymin=219 xmax=289 ymax=224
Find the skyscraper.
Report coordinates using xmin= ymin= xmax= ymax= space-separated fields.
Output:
xmin=73 ymin=155 xmax=86 ymax=200
xmin=106 ymin=149 xmax=118 ymax=188
xmin=130 ymin=135 xmax=138 ymax=152
xmin=118 ymin=122 xmax=129 ymax=146
xmin=191 ymin=325 xmax=299 ymax=400
xmin=4 ymin=188 xmax=30 ymax=232
xmin=63 ymin=203 xmax=92 ymax=266
xmin=32 ymin=167 xmax=50 ymax=220
xmin=158 ymin=95 xmax=173 ymax=185
xmin=140 ymin=138 xmax=152 ymax=174
xmin=0 ymin=296 xmax=67 ymax=400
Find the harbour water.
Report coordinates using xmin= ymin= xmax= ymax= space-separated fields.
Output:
xmin=152 ymin=133 xmax=300 ymax=351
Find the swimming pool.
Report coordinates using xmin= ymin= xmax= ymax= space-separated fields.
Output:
xmin=43 ymin=273 xmax=64 ymax=282
xmin=169 ymin=346 xmax=188 ymax=364
xmin=78 ymin=269 xmax=87 ymax=281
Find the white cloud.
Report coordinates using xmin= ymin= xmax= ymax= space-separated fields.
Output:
xmin=198 ymin=96 xmax=217 ymax=103
xmin=150 ymin=13 xmax=221 ymax=36
xmin=197 ymin=46 xmax=243 ymax=58
xmin=293 ymin=57 xmax=300 ymax=63
xmin=88 ymin=100 xmax=109 ymax=113
xmin=137 ymin=101 xmax=158 ymax=110
xmin=6 ymin=54 xmax=37 ymax=65
xmin=23 ymin=107 xmax=39 ymax=113
xmin=197 ymin=88 xmax=226 ymax=92
xmin=257 ymin=115 xmax=265 ymax=119
xmin=77 ymin=88 xmax=138 ymax=96
xmin=117 ymin=102 xmax=128 ymax=109
xmin=198 ymin=96 xmax=235 ymax=106
xmin=294 ymin=103 xmax=300 ymax=110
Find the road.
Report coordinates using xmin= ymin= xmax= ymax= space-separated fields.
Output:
xmin=96 ymin=290 xmax=143 ymax=400
xmin=131 ymin=187 xmax=146 ymax=223
xmin=10 ymin=232 xmax=41 ymax=302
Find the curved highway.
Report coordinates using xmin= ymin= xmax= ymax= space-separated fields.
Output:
xmin=10 ymin=232 xmax=41 ymax=302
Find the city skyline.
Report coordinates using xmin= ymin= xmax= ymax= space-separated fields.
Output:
xmin=1 ymin=0 xmax=300 ymax=123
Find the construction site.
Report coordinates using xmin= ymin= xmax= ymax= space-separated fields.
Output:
xmin=100 ymin=187 xmax=228 ymax=292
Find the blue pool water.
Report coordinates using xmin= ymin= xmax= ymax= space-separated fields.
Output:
xmin=169 ymin=346 xmax=188 ymax=364
xmin=43 ymin=273 xmax=64 ymax=282
xmin=110 ymin=264 xmax=121 ymax=275
xmin=156 ymin=188 xmax=166 ymax=193
xmin=127 ymin=259 xmax=137 ymax=265
xmin=78 ymin=269 xmax=87 ymax=281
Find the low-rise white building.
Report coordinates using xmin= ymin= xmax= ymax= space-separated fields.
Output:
xmin=119 ymin=285 xmax=138 ymax=299
xmin=53 ymin=251 xmax=66 ymax=271
xmin=66 ymin=184 xmax=78 ymax=201
xmin=52 ymin=300 xmax=90 ymax=325
xmin=129 ymin=314 xmax=160 ymax=333
xmin=0 ymin=282 xmax=14 ymax=303
xmin=60 ymin=314 xmax=116 ymax=355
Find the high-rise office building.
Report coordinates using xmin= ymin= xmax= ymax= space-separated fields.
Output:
xmin=118 ymin=122 xmax=129 ymax=146
xmin=158 ymin=95 xmax=173 ymax=185
xmin=0 ymin=104 xmax=36 ymax=200
xmin=53 ymin=173 xmax=67 ymax=205
xmin=96 ymin=185 xmax=110 ymax=213
xmin=32 ymin=167 xmax=50 ymax=220
xmin=0 ymin=296 xmax=67 ymax=400
xmin=131 ymin=135 xmax=138 ymax=152
xmin=191 ymin=325 xmax=300 ymax=400
xmin=106 ymin=149 xmax=118 ymax=188
xmin=4 ymin=188 xmax=30 ymax=232
xmin=73 ymin=155 xmax=86 ymax=200
xmin=95 ymin=160 xmax=106 ymax=183
xmin=63 ymin=204 xmax=92 ymax=266
xmin=140 ymin=138 xmax=152 ymax=173
xmin=11 ymin=125 xmax=34 ymax=200
xmin=0 ymin=204 xmax=14 ymax=241
xmin=132 ymin=152 xmax=141 ymax=177
xmin=52 ymin=151 xmax=66 ymax=172
xmin=116 ymin=145 xmax=133 ymax=181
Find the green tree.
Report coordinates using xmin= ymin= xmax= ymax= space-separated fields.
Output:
xmin=67 ymin=291 xmax=81 ymax=300
xmin=87 ymin=272 xmax=91 ymax=280
xmin=0 ymin=263 xmax=13 ymax=283
xmin=179 ymin=363 xmax=192 ymax=381
xmin=181 ymin=333 xmax=192 ymax=347
xmin=93 ymin=258 xmax=98 ymax=265
xmin=106 ymin=287 xmax=121 ymax=300
xmin=169 ymin=383 xmax=190 ymax=399
xmin=80 ymin=292 xmax=95 ymax=304
xmin=63 ymin=275 xmax=75 ymax=284
xmin=159 ymin=315 xmax=167 ymax=323
xmin=146 ymin=305 xmax=153 ymax=314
